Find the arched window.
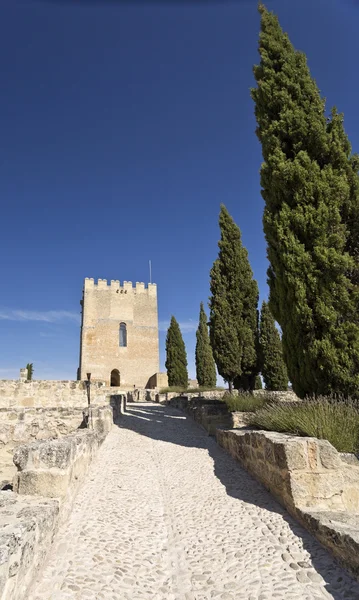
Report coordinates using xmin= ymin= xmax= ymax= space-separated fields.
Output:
xmin=119 ymin=322 xmax=127 ymax=347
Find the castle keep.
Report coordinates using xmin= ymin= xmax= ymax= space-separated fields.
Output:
xmin=78 ymin=278 xmax=160 ymax=388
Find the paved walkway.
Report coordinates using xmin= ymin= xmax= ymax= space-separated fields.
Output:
xmin=29 ymin=403 xmax=358 ymax=600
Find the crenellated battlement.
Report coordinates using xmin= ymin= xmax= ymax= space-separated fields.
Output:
xmin=83 ymin=278 xmax=157 ymax=295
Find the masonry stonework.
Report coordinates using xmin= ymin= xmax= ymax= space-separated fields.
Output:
xmin=78 ymin=278 xmax=160 ymax=387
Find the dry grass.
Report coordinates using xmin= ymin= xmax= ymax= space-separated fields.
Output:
xmin=248 ymin=396 xmax=359 ymax=453
xmin=223 ymin=391 xmax=271 ymax=413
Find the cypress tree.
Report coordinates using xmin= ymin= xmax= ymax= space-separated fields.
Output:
xmin=195 ymin=302 xmax=217 ymax=388
xmin=255 ymin=374 xmax=263 ymax=390
xmin=259 ymin=301 xmax=288 ymax=391
xmin=209 ymin=205 xmax=259 ymax=392
xmin=165 ymin=316 xmax=188 ymax=388
xmin=26 ymin=363 xmax=34 ymax=381
xmin=252 ymin=5 xmax=359 ymax=397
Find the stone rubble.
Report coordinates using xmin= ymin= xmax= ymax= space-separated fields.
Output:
xmin=28 ymin=403 xmax=359 ymax=600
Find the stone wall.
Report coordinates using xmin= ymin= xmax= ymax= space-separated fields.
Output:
xmin=216 ymin=428 xmax=359 ymax=577
xmin=0 ymin=379 xmax=109 ymax=410
xmin=253 ymin=389 xmax=299 ymax=402
xmin=162 ymin=389 xmax=298 ymax=404
xmin=0 ymin=407 xmax=86 ymax=447
xmin=163 ymin=390 xmax=227 ymax=403
xmin=216 ymin=429 xmax=359 ymax=513
xmin=167 ymin=397 xmax=230 ymax=434
xmin=13 ymin=406 xmax=114 ymax=504
xmin=127 ymin=389 xmax=157 ymax=403
xmin=0 ymin=402 xmax=118 ymax=600
xmin=0 ymin=380 xmax=122 ymax=467
xmin=146 ymin=372 xmax=168 ymax=390
xmin=0 ymin=492 xmax=59 ymax=600
xmin=167 ymin=397 xmax=253 ymax=435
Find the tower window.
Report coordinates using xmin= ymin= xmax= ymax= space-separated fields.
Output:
xmin=119 ymin=322 xmax=127 ymax=347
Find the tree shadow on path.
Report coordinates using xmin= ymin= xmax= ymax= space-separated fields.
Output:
xmin=116 ymin=402 xmax=358 ymax=600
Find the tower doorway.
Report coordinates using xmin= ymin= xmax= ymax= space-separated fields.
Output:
xmin=110 ymin=369 xmax=121 ymax=387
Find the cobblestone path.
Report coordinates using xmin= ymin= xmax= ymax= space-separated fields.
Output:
xmin=29 ymin=403 xmax=358 ymax=600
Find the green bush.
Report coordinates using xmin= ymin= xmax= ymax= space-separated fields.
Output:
xmin=248 ymin=397 xmax=359 ymax=453
xmin=223 ymin=392 xmax=271 ymax=413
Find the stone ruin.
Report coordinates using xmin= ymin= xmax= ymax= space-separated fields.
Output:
xmin=0 ymin=370 xmax=126 ymax=600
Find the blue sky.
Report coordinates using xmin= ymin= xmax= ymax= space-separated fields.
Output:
xmin=1 ymin=0 xmax=358 ymax=381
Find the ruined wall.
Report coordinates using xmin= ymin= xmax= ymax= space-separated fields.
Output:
xmin=79 ymin=278 xmax=159 ymax=387
xmin=0 ymin=492 xmax=59 ymax=600
xmin=0 ymin=379 xmax=123 ymax=486
xmin=1 ymin=402 xmax=119 ymax=600
xmin=13 ymin=406 xmax=113 ymax=504
xmin=0 ymin=379 xmax=109 ymax=410
xmin=161 ymin=389 xmax=299 ymax=403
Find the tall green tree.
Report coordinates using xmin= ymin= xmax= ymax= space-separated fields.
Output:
xmin=259 ymin=301 xmax=288 ymax=391
xmin=252 ymin=5 xmax=359 ymax=397
xmin=255 ymin=374 xmax=263 ymax=390
xmin=165 ymin=316 xmax=188 ymax=388
xmin=26 ymin=363 xmax=34 ymax=381
xmin=209 ymin=205 xmax=259 ymax=392
xmin=195 ymin=302 xmax=217 ymax=388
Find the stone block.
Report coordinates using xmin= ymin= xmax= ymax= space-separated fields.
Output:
xmin=264 ymin=439 xmax=275 ymax=464
xmin=307 ymin=440 xmax=319 ymax=470
xmin=14 ymin=470 xmax=70 ymax=498
xmin=19 ymin=398 xmax=34 ymax=408
xmin=13 ymin=423 xmax=112 ymax=502
xmin=298 ymin=508 xmax=359 ymax=579
xmin=319 ymin=440 xmax=343 ymax=470
xmin=342 ymin=486 xmax=359 ymax=513
xmin=285 ymin=440 xmax=308 ymax=471
xmin=269 ymin=440 xmax=286 ymax=469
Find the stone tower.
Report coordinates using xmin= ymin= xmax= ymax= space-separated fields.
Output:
xmin=78 ymin=278 xmax=159 ymax=388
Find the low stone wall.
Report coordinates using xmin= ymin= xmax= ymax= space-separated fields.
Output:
xmin=0 ymin=407 xmax=86 ymax=448
xmin=2 ymin=403 xmax=117 ymax=600
xmin=253 ymin=389 xmax=298 ymax=402
xmin=167 ymin=397 xmax=251 ymax=435
xmin=165 ymin=390 xmax=227 ymax=403
xmin=0 ymin=492 xmax=59 ymax=600
xmin=13 ymin=406 xmax=113 ymax=503
xmin=127 ymin=389 xmax=157 ymax=403
xmin=0 ymin=380 xmax=111 ymax=410
xmin=216 ymin=428 xmax=359 ymax=577
xmin=0 ymin=382 xmax=126 ymax=465
xmin=216 ymin=429 xmax=359 ymax=512
xmin=160 ymin=389 xmax=298 ymax=405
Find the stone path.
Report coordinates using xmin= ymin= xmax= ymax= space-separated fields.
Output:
xmin=29 ymin=403 xmax=359 ymax=600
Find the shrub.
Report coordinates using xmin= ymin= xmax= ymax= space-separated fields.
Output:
xmin=223 ymin=391 xmax=271 ymax=413
xmin=248 ymin=397 xmax=359 ymax=453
